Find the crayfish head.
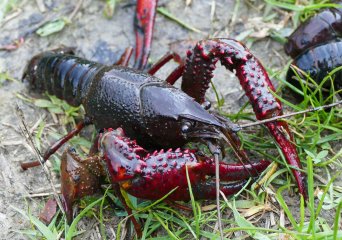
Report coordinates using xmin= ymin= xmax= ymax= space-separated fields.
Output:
xmin=180 ymin=112 xmax=242 ymax=157
xmin=140 ymin=84 xmax=232 ymax=149
xmin=140 ymin=83 xmax=241 ymax=155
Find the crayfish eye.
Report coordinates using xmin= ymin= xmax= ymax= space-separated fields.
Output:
xmin=181 ymin=121 xmax=192 ymax=133
xmin=202 ymin=100 xmax=211 ymax=110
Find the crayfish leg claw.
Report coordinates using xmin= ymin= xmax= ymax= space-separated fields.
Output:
xmin=60 ymin=148 xmax=103 ymax=223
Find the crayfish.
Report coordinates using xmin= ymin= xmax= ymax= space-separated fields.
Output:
xmin=285 ymin=1 xmax=342 ymax=90
xmin=20 ymin=0 xmax=307 ymax=237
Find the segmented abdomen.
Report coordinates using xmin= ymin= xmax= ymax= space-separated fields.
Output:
xmin=287 ymin=40 xmax=342 ymax=89
xmin=285 ymin=3 xmax=342 ymax=90
xmin=25 ymin=52 xmax=106 ymax=106
xmin=285 ymin=6 xmax=342 ymax=58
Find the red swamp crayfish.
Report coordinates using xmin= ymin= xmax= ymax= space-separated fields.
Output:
xmin=21 ymin=38 xmax=306 ymax=234
xmin=285 ymin=1 xmax=342 ymax=90
xmin=19 ymin=0 xmax=307 ymax=237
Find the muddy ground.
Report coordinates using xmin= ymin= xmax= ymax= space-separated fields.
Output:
xmin=0 ymin=0 xmax=339 ymax=239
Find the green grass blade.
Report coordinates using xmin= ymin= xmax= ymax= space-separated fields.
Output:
xmin=225 ymin=200 xmax=271 ymax=239
xmin=299 ymin=195 xmax=305 ymax=232
xmin=276 ymin=185 xmax=298 ymax=230
xmin=185 ymin=165 xmax=199 ymax=237
xmin=138 ymin=188 xmax=178 ymax=212
xmin=265 ymin=0 xmax=340 ymax=12
xmin=157 ymin=7 xmax=202 ymax=33
xmin=306 ymin=156 xmax=315 ymax=237
xmin=66 ymin=197 xmax=103 ymax=240
xmin=315 ymin=172 xmax=341 ymax=220
xmin=315 ymin=149 xmax=342 ymax=167
xmin=269 ymin=88 xmax=302 ymax=111
xmin=141 ymin=212 xmax=153 ymax=240
xmin=333 ymin=201 xmax=342 ymax=239
xmin=99 ymin=187 xmax=111 ymax=240
xmin=156 ymin=206 xmax=197 ymax=238
xmin=11 ymin=205 xmax=57 ymax=239
xmin=152 ymin=212 xmax=179 ymax=239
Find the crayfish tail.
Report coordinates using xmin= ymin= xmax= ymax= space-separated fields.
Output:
xmin=23 ymin=51 xmax=105 ymax=107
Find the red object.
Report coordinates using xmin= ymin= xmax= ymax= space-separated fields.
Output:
xmin=39 ymin=198 xmax=57 ymax=225
xmin=134 ymin=0 xmax=158 ymax=69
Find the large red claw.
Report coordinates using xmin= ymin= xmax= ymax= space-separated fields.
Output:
xmin=99 ymin=129 xmax=271 ymax=201
xmin=181 ymin=38 xmax=307 ymax=199
xmin=134 ymin=0 xmax=158 ymax=70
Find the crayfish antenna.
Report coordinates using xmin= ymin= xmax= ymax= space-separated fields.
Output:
xmin=214 ymin=153 xmax=224 ymax=240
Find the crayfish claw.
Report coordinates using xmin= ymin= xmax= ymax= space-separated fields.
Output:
xmin=60 ymin=148 xmax=104 ymax=223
